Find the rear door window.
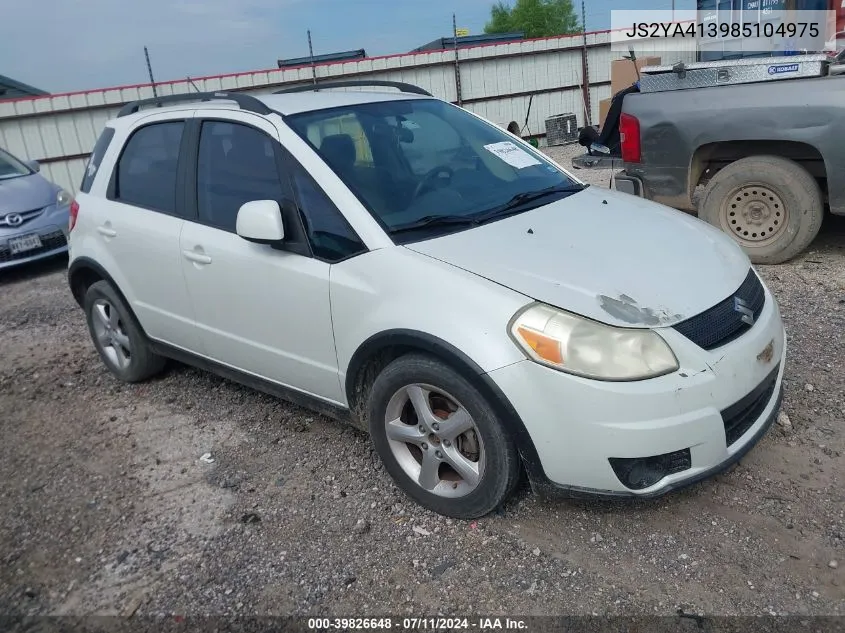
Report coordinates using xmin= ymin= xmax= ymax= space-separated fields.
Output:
xmin=80 ymin=127 xmax=115 ymax=193
xmin=112 ymin=121 xmax=185 ymax=214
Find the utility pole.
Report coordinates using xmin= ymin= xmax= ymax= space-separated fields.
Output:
xmin=453 ymin=13 xmax=463 ymax=106
xmin=143 ymin=46 xmax=158 ymax=98
xmin=308 ymin=29 xmax=317 ymax=85
xmin=580 ymin=0 xmax=591 ymax=125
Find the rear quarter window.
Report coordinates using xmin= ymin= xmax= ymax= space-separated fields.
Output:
xmin=110 ymin=121 xmax=185 ymax=215
xmin=80 ymin=127 xmax=116 ymax=193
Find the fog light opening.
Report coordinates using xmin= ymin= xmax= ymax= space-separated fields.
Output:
xmin=626 ymin=460 xmax=665 ymax=489
xmin=609 ymin=449 xmax=692 ymax=491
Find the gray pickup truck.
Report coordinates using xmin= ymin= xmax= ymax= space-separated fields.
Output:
xmin=599 ymin=55 xmax=844 ymax=264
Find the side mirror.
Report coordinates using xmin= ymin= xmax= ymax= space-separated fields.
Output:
xmin=236 ymin=200 xmax=285 ymax=245
xmin=26 ymin=159 xmax=40 ymax=173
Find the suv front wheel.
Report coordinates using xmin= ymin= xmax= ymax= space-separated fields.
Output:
xmin=367 ymin=354 xmax=521 ymax=519
xmin=84 ymin=280 xmax=166 ymax=383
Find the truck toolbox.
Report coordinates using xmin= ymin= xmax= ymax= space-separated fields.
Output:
xmin=639 ymin=54 xmax=830 ymax=93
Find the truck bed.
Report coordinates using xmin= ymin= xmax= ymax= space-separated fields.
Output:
xmin=620 ymin=73 xmax=845 ymax=215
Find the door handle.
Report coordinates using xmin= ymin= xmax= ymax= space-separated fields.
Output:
xmin=182 ymin=249 xmax=212 ymax=265
xmin=97 ymin=226 xmax=117 ymax=237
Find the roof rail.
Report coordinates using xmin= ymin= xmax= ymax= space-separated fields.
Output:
xmin=273 ymin=80 xmax=433 ymax=97
xmin=117 ymin=91 xmax=272 ymax=118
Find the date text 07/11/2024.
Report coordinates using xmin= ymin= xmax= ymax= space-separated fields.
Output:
xmin=306 ymin=617 xmax=528 ymax=630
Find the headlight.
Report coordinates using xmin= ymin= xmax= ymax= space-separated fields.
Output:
xmin=57 ymin=189 xmax=73 ymax=207
xmin=509 ymin=303 xmax=679 ymax=381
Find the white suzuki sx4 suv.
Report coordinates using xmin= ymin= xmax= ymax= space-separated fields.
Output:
xmin=68 ymin=83 xmax=786 ymax=518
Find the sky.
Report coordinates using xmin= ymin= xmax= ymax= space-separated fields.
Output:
xmin=1 ymin=0 xmax=690 ymax=94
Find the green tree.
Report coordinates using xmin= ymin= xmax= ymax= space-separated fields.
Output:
xmin=484 ymin=0 xmax=580 ymax=38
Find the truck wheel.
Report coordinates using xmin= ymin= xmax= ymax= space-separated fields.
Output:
xmin=699 ymin=155 xmax=823 ymax=264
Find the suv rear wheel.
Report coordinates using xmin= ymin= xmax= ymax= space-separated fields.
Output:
xmin=367 ymin=354 xmax=520 ymax=519
xmin=699 ymin=155 xmax=823 ymax=264
xmin=84 ymin=280 xmax=166 ymax=383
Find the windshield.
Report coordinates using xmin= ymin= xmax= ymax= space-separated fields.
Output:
xmin=286 ymin=99 xmax=584 ymax=242
xmin=0 ymin=148 xmax=33 ymax=180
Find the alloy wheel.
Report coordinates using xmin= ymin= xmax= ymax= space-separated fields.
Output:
xmin=91 ymin=299 xmax=132 ymax=370
xmin=383 ymin=383 xmax=485 ymax=498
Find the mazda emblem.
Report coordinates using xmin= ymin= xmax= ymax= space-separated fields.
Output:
xmin=4 ymin=213 xmax=23 ymax=227
xmin=733 ymin=296 xmax=755 ymax=326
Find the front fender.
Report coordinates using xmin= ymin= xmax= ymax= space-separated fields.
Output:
xmin=331 ymin=247 xmax=531 ymax=396
xmin=331 ymin=245 xmax=548 ymax=485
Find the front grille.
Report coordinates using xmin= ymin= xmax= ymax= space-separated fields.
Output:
xmin=664 ymin=449 xmax=693 ymax=474
xmin=0 ymin=206 xmax=46 ymax=228
xmin=721 ymin=364 xmax=779 ymax=447
xmin=0 ymin=230 xmax=66 ymax=263
xmin=673 ymin=268 xmax=765 ymax=350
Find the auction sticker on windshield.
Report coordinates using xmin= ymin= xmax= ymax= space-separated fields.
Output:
xmin=483 ymin=141 xmax=541 ymax=169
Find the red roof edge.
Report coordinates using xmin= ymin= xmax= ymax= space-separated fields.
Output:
xmin=3 ymin=28 xmax=615 ymax=105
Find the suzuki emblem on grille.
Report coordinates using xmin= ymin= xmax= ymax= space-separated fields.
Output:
xmin=734 ymin=296 xmax=755 ymax=326
xmin=4 ymin=213 xmax=23 ymax=227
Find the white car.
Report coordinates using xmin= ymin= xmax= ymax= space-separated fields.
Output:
xmin=68 ymin=82 xmax=786 ymax=519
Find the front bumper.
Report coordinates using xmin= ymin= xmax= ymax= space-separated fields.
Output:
xmin=0 ymin=207 xmax=69 ymax=270
xmin=488 ymin=282 xmax=786 ymax=498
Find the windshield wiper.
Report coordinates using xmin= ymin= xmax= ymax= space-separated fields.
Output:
xmin=389 ymin=184 xmax=586 ymax=235
xmin=473 ymin=184 xmax=586 ymax=223
xmin=390 ymin=214 xmax=480 ymax=234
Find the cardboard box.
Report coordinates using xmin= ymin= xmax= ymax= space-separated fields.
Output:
xmin=610 ymin=55 xmax=661 ymax=96
xmin=598 ymin=98 xmax=612 ymax=129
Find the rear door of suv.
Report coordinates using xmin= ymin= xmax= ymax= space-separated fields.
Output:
xmin=82 ymin=111 xmax=202 ymax=352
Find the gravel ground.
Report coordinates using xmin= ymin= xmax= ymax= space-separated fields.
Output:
xmin=1 ymin=146 xmax=844 ymax=619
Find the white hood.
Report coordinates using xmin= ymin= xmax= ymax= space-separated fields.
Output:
xmin=405 ymin=186 xmax=751 ymax=328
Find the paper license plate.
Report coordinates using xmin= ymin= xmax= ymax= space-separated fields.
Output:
xmin=9 ymin=233 xmax=43 ymax=255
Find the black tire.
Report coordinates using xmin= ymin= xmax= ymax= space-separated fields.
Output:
xmin=83 ymin=280 xmax=166 ymax=383
xmin=699 ymin=155 xmax=823 ymax=265
xmin=367 ymin=353 xmax=520 ymax=519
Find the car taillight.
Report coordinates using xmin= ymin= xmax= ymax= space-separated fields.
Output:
xmin=620 ymin=113 xmax=641 ymax=164
xmin=69 ymin=200 xmax=80 ymax=232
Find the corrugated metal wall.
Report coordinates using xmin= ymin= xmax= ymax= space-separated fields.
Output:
xmin=0 ymin=31 xmax=695 ymax=194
